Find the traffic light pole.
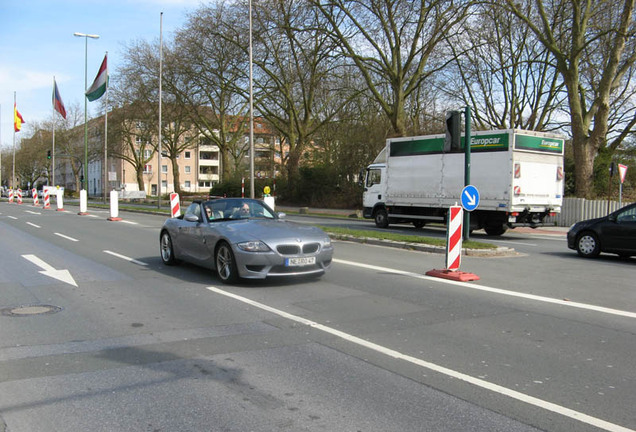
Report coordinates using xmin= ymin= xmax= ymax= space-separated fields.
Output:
xmin=464 ymin=106 xmax=471 ymax=241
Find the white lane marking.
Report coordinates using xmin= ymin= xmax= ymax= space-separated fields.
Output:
xmin=26 ymin=222 xmax=41 ymax=228
xmin=121 ymin=220 xmax=138 ymax=225
xmin=103 ymin=250 xmax=148 ymax=266
xmin=25 ymin=210 xmax=41 ymax=215
xmin=86 ymin=214 xmax=99 ymax=218
xmin=334 ymin=259 xmax=636 ymax=319
xmin=207 ymin=286 xmax=634 ymax=432
xmin=7 ymin=216 xmax=18 ymax=220
xmin=22 ymin=254 xmax=78 ymax=287
xmin=54 ymin=232 xmax=79 ymax=242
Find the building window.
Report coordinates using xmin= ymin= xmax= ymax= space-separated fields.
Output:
xmin=144 ymin=149 xmax=152 ymax=159
xmin=143 ymin=164 xmax=152 ymax=174
xmin=162 ymin=165 xmax=168 ymax=173
xmin=185 ymin=151 xmax=191 ymax=159
xmin=185 ymin=181 xmax=191 ymax=188
xmin=161 ymin=180 xmax=167 ymax=189
xmin=185 ymin=166 xmax=191 ymax=174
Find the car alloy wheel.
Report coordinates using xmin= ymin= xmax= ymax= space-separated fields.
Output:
xmin=160 ymin=231 xmax=176 ymax=265
xmin=576 ymin=232 xmax=600 ymax=258
xmin=216 ymin=242 xmax=238 ymax=284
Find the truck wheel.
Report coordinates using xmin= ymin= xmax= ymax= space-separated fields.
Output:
xmin=413 ymin=221 xmax=426 ymax=229
xmin=374 ymin=208 xmax=389 ymax=228
xmin=484 ymin=225 xmax=508 ymax=236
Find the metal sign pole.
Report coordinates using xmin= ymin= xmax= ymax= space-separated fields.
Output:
xmin=463 ymin=106 xmax=471 ymax=240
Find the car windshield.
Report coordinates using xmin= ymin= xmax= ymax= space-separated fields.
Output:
xmin=203 ymin=198 xmax=276 ymax=221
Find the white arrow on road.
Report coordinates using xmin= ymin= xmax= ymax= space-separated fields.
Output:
xmin=22 ymin=254 xmax=78 ymax=287
xmin=463 ymin=190 xmax=477 ymax=206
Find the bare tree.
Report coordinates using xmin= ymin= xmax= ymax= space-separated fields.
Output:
xmin=170 ymin=2 xmax=251 ymax=181
xmin=444 ymin=3 xmax=565 ymax=131
xmin=312 ymin=0 xmax=472 ymax=137
xmin=501 ymin=0 xmax=636 ymax=198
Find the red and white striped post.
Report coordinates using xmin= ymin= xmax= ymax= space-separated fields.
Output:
xmin=170 ymin=193 xmax=180 ymax=218
xmin=32 ymin=188 xmax=39 ymax=206
xmin=43 ymin=189 xmax=51 ymax=209
xmin=17 ymin=189 xmax=23 ymax=204
xmin=8 ymin=189 xmax=14 ymax=203
xmin=426 ymin=205 xmax=479 ymax=282
xmin=241 ymin=177 xmax=245 ymax=198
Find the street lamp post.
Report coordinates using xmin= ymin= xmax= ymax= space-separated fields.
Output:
xmin=74 ymin=32 xmax=100 ymax=194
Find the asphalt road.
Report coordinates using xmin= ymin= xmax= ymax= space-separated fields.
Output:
xmin=0 ymin=202 xmax=634 ymax=432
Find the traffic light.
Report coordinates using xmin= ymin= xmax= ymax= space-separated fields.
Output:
xmin=47 ymin=150 xmax=51 ymax=159
xmin=445 ymin=111 xmax=461 ymax=152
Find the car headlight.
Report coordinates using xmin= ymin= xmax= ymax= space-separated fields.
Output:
xmin=237 ymin=241 xmax=271 ymax=252
xmin=323 ymin=237 xmax=332 ymax=248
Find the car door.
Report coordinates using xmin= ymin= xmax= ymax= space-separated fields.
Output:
xmin=602 ymin=204 xmax=636 ymax=253
xmin=180 ymin=203 xmax=214 ymax=265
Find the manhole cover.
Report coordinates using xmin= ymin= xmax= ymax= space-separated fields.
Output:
xmin=1 ymin=305 xmax=62 ymax=317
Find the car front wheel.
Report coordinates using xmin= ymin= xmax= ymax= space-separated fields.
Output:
xmin=576 ymin=231 xmax=601 ymax=258
xmin=216 ymin=242 xmax=239 ymax=284
xmin=160 ymin=231 xmax=176 ymax=265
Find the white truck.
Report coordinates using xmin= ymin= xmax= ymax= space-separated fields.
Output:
xmin=362 ymin=129 xmax=565 ymax=235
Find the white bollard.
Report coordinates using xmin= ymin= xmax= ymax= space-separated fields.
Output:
xmin=263 ymin=195 xmax=275 ymax=211
xmin=79 ymin=190 xmax=88 ymax=215
xmin=56 ymin=189 xmax=64 ymax=211
xmin=108 ymin=190 xmax=121 ymax=221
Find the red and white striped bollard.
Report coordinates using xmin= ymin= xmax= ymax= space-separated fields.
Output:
xmin=170 ymin=193 xmax=180 ymax=218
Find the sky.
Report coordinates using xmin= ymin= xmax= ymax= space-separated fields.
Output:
xmin=0 ymin=0 xmax=202 ymax=151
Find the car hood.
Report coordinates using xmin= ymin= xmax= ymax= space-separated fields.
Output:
xmin=220 ymin=219 xmax=329 ymax=243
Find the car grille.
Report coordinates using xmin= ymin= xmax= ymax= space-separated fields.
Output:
xmin=276 ymin=243 xmax=320 ymax=255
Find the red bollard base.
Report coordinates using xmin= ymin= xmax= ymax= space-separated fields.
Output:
xmin=107 ymin=217 xmax=122 ymax=221
xmin=56 ymin=208 xmax=64 ymax=211
xmin=78 ymin=212 xmax=90 ymax=216
xmin=426 ymin=269 xmax=480 ymax=282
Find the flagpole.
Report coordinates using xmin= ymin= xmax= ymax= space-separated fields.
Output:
xmin=158 ymin=12 xmax=163 ymax=210
xmin=52 ymin=77 xmax=56 ymax=188
xmin=13 ymin=92 xmax=16 ymax=189
xmin=104 ymin=51 xmax=109 ymax=205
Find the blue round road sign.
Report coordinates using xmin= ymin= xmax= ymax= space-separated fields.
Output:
xmin=461 ymin=185 xmax=480 ymax=211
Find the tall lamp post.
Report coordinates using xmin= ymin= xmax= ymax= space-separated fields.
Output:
xmin=74 ymin=32 xmax=100 ymax=193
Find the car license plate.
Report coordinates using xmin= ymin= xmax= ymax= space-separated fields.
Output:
xmin=285 ymin=257 xmax=316 ymax=267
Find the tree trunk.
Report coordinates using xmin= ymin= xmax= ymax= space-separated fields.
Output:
xmin=171 ymin=157 xmax=181 ymax=195
xmin=571 ymin=134 xmax=598 ymax=199
xmin=137 ymin=168 xmax=145 ymax=193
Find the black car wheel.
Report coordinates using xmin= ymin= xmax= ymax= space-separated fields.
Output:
xmin=576 ymin=231 xmax=601 ymax=258
xmin=160 ymin=231 xmax=176 ymax=265
xmin=413 ymin=220 xmax=426 ymax=229
xmin=216 ymin=242 xmax=239 ymax=284
xmin=374 ymin=208 xmax=389 ymax=228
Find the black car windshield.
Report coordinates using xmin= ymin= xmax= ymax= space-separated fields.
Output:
xmin=203 ymin=198 xmax=277 ymax=221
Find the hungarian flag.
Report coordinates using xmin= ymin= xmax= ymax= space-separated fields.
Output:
xmin=14 ymin=103 xmax=25 ymax=132
xmin=86 ymin=53 xmax=108 ymax=102
xmin=53 ymin=79 xmax=67 ymax=119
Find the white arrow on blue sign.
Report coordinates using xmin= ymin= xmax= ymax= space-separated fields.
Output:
xmin=461 ymin=185 xmax=480 ymax=212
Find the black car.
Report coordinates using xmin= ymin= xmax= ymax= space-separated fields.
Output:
xmin=567 ymin=202 xmax=636 ymax=258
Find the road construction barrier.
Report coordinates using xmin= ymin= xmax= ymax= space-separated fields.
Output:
xmin=108 ymin=190 xmax=122 ymax=221
xmin=43 ymin=189 xmax=51 ymax=209
xmin=17 ymin=189 xmax=23 ymax=204
xmin=170 ymin=193 xmax=180 ymax=218
xmin=8 ymin=189 xmax=14 ymax=203
xmin=32 ymin=188 xmax=39 ymax=206
xmin=426 ymin=205 xmax=479 ymax=282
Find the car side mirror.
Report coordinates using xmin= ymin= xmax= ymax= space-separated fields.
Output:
xmin=277 ymin=212 xmax=286 ymax=219
xmin=184 ymin=214 xmax=199 ymax=222
xmin=608 ymin=214 xmax=617 ymax=222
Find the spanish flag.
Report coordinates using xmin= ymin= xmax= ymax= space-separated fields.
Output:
xmin=14 ymin=103 xmax=25 ymax=132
